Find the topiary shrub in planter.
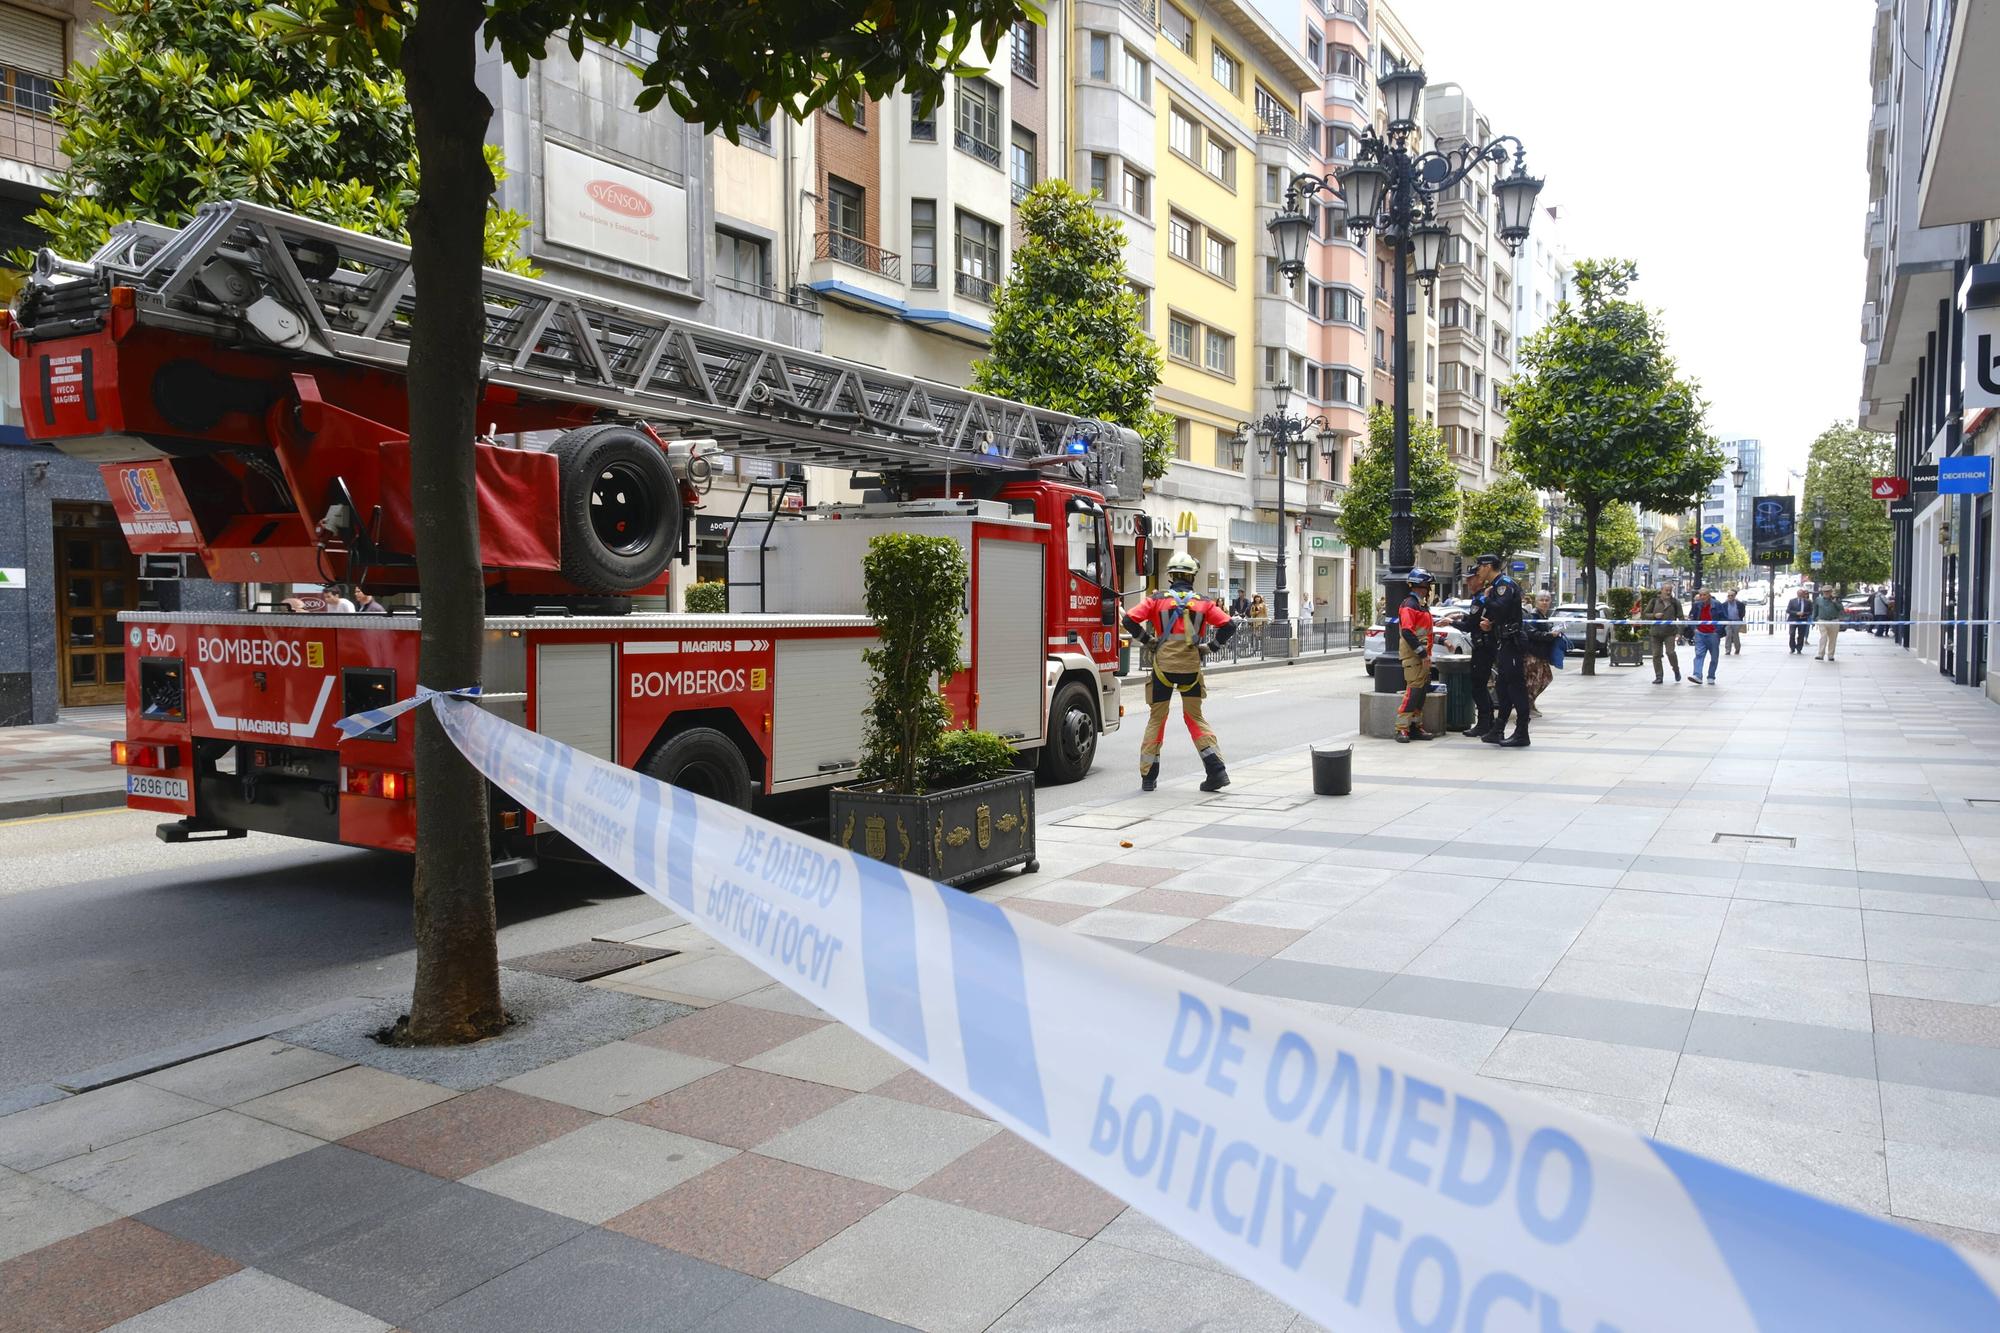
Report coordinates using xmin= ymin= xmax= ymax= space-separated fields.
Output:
xmin=1604 ymin=585 xmax=1645 ymax=665
xmin=683 ymin=580 xmax=729 ymax=613
xmin=829 ymin=534 xmax=1037 ymax=886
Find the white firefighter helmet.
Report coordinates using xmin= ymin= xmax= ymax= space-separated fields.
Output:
xmin=1165 ymin=550 xmax=1200 ymax=580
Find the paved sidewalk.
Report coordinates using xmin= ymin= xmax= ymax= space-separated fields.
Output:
xmin=5 ymin=630 xmax=2000 ymax=1330
xmin=0 ymin=708 xmax=127 ymax=820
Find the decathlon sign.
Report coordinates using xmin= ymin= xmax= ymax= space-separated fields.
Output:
xmin=335 ymin=687 xmax=2000 ymax=1333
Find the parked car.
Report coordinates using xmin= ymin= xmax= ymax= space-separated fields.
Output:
xmin=1362 ymin=620 xmax=1471 ymax=675
xmin=1551 ymin=603 xmax=1613 ymax=655
xmin=1842 ymin=594 xmax=1877 ymax=626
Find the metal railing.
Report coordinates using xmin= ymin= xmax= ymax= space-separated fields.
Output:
xmin=911 ymin=261 xmax=937 ymax=290
xmin=1131 ymin=618 xmax=1362 ymax=672
xmin=1122 ymin=0 xmax=1156 ymax=23
xmin=715 ymin=274 xmax=820 ymax=311
xmin=955 ymin=129 xmax=1002 ymax=168
xmin=0 ymin=89 xmax=63 ymax=171
xmin=1012 ymin=48 xmax=1037 ymax=82
xmin=954 ymin=269 xmax=998 ymax=304
xmin=814 ymin=230 xmax=902 ymax=280
xmin=1011 ymin=179 xmax=1031 ymax=205
xmin=1256 ymin=108 xmax=1315 ymax=155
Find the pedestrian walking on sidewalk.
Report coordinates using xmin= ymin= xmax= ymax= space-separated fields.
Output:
xmin=1122 ymin=551 xmax=1238 ymax=791
xmin=1813 ymin=586 xmax=1843 ymax=661
xmin=1394 ymin=568 xmax=1440 ymax=743
xmin=1249 ymin=594 xmax=1269 ymax=650
xmin=1872 ymin=587 xmax=1890 ymax=637
xmin=1474 ymin=554 xmax=1531 ymax=748
xmin=1785 ymin=587 xmax=1814 ymax=654
xmin=1523 ymin=591 xmax=1557 ymax=716
xmin=1647 ymin=583 xmax=1684 ymax=683
xmin=1690 ymin=588 xmax=1721 ymax=684
xmin=1721 ymin=588 xmax=1746 ymax=654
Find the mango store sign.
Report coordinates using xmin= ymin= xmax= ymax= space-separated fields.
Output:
xmin=543 ymin=142 xmax=689 ymax=278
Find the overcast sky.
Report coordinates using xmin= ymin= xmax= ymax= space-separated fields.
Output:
xmin=1397 ymin=0 xmax=1875 ymax=492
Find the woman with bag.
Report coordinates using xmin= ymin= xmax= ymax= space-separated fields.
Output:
xmin=1523 ymin=591 xmax=1560 ymax=716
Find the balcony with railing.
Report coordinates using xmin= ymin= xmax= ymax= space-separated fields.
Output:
xmin=814 ymin=230 xmax=902 ymax=281
xmin=1256 ymin=106 xmax=1315 ymax=159
xmin=716 ymin=275 xmax=820 ymax=311
xmin=1121 ymin=0 xmax=1156 ymax=23
xmin=955 ymin=269 xmax=998 ymax=304
xmin=955 ymin=129 xmax=1002 ymax=169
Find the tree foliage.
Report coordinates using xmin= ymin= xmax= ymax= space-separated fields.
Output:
xmin=1503 ymin=259 xmax=1725 ymax=673
xmin=971 ymin=181 xmax=1174 ymax=480
xmin=683 ymin=581 xmax=729 ymax=613
xmin=1456 ymin=474 xmax=1543 ymax=562
xmin=1796 ymin=421 xmax=1893 ymax=587
xmin=861 ymin=534 xmax=969 ymax=796
xmin=1558 ymin=502 xmax=1640 ymax=572
xmin=26 ymin=0 xmax=528 ymax=270
xmin=1338 ymin=405 xmax=1460 ymax=552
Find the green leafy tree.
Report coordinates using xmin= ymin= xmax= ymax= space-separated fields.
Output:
xmin=971 ymin=180 xmax=1174 ymax=480
xmin=861 ymin=534 xmax=968 ymax=796
xmin=1456 ymin=473 xmax=1543 ymax=562
xmin=1338 ymin=405 xmax=1459 ymax=553
xmin=267 ymin=0 xmax=1040 ymax=1043
xmin=1558 ymin=502 xmax=1640 ymax=577
xmin=1796 ymin=421 xmax=1893 ymax=589
xmin=1505 ymin=259 xmax=1726 ymax=674
xmin=23 ymin=0 xmax=528 ymax=271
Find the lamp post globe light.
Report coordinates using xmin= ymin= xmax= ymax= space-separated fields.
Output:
xmin=1232 ymin=379 xmax=1342 ymax=647
xmin=1542 ymin=496 xmax=1566 ymax=600
xmin=1267 ymin=63 xmax=1543 ymax=647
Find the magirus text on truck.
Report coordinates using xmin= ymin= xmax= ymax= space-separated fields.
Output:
xmin=5 ymin=202 xmax=1146 ymax=870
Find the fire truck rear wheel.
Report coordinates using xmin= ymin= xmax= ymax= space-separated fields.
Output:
xmin=641 ymin=727 xmax=755 ymax=811
xmin=551 ymin=424 xmax=682 ymax=594
xmin=1036 ymin=681 xmax=1099 ymax=785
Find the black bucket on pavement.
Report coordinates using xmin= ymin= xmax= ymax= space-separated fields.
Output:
xmin=1311 ymin=743 xmax=1353 ymax=797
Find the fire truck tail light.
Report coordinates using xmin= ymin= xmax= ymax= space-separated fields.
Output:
xmin=346 ymin=768 xmax=413 ymax=800
xmin=498 ymin=810 xmax=520 ymax=831
xmin=762 ymin=712 xmax=772 ymax=734
xmin=109 ymin=285 xmax=136 ymax=310
xmin=111 ymin=740 xmax=178 ymax=769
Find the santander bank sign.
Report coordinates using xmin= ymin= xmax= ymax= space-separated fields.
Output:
xmin=587 ymin=178 xmax=653 ymax=217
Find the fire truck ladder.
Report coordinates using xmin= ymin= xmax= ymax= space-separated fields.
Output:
xmin=725 ymin=473 xmax=812 ymax=614
xmin=20 ymin=200 xmax=1143 ymax=500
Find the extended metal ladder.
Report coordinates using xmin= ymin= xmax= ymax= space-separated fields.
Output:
xmin=18 ymin=200 xmax=1142 ymax=500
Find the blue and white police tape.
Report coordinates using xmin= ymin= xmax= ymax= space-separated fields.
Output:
xmin=382 ymin=692 xmax=2000 ymax=1331
xmin=332 ymin=684 xmax=483 ymax=739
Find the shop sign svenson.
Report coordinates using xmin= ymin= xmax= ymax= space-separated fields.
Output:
xmin=544 ymin=142 xmax=689 ymax=278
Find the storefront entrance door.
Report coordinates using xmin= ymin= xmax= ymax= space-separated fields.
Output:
xmin=54 ymin=503 xmax=138 ymax=707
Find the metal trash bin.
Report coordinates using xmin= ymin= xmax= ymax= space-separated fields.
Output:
xmin=1311 ymin=743 xmax=1353 ymax=797
xmin=1434 ymin=660 xmax=1476 ymax=731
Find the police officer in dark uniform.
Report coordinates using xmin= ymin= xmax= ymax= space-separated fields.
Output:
xmin=1461 ymin=566 xmax=1498 ymax=738
xmin=1474 ymin=554 xmax=1531 ymax=748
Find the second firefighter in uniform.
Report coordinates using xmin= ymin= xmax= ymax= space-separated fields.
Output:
xmin=1122 ymin=551 xmax=1236 ymax=792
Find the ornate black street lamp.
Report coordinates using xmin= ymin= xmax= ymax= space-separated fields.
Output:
xmin=1267 ymin=64 xmax=1542 ymax=641
xmin=1231 ymin=380 xmax=1341 ymax=641
xmin=1543 ymin=496 xmax=1566 ymax=600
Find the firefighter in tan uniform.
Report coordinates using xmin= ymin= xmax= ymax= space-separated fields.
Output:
xmin=1395 ymin=567 xmax=1440 ymax=743
xmin=1122 ymin=551 xmax=1238 ymax=792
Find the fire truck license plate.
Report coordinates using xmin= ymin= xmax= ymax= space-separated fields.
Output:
xmin=127 ymin=774 xmax=188 ymax=800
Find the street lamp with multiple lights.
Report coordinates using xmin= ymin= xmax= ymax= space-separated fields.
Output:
xmin=1543 ymin=496 xmax=1566 ymax=601
xmin=1266 ymin=63 xmax=1543 ymax=647
xmin=1230 ymin=380 xmax=1342 ymax=637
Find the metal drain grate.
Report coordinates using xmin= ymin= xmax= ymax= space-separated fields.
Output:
xmin=1712 ymin=832 xmax=1795 ymax=848
xmin=503 ymin=942 xmax=676 ymax=982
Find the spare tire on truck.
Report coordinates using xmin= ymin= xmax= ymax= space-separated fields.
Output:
xmin=550 ymin=424 xmax=681 ymax=594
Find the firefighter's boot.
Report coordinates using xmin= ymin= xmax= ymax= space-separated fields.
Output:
xmin=1198 ymin=750 xmax=1230 ymax=793
xmin=1141 ymin=763 xmax=1159 ymax=792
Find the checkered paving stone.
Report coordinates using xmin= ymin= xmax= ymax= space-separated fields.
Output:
xmin=13 ymin=638 xmax=2000 ymax=1329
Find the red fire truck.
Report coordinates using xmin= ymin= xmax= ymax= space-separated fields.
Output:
xmin=5 ymin=203 xmax=1146 ymax=869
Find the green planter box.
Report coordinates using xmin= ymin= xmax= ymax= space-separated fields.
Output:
xmin=830 ymin=770 xmax=1038 ymax=887
xmin=1610 ymin=641 xmax=1646 ymax=668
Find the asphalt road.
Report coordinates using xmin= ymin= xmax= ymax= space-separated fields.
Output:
xmin=0 ymin=654 xmax=1364 ymax=1094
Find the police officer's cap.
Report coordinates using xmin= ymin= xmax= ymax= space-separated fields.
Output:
xmin=1473 ymin=553 xmax=1503 ymax=570
xmin=1405 ymin=567 xmax=1434 ymax=586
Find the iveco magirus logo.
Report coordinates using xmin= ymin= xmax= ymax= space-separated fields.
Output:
xmin=587 ymin=179 xmax=653 ymax=217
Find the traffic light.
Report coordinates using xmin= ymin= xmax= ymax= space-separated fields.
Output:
xmin=1688 ymin=537 xmax=1699 ymax=553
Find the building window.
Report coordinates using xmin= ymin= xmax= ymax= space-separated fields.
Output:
xmin=1089 ymin=154 xmax=1109 ymax=199
xmin=1203 ymin=136 xmax=1234 ymax=188
xmin=1203 ymin=232 xmax=1233 ymax=283
xmin=714 ymin=229 xmax=770 ymax=287
xmin=826 ymin=175 xmax=865 ymax=263
xmin=1173 ymin=416 xmax=1192 ymax=461
xmin=912 ymin=101 xmax=937 ymax=141
xmin=1332 ymin=44 xmax=1366 ymax=81
xmin=1161 ymin=4 xmax=1194 ymax=56
xmin=1010 ymin=125 xmax=1037 ymax=203
xmin=1169 ymin=314 xmax=1196 ymax=361
xmin=1169 ymin=106 xmax=1196 ymax=159
xmin=1210 ymin=42 xmax=1241 ymax=95
xmin=1375 ymin=257 xmax=1389 ymax=298
xmin=954 ymin=209 xmax=1002 ymax=303
xmin=1122 ymin=46 xmax=1151 ymax=101
xmin=1306 ymin=32 xmax=1322 ymax=68
xmin=1129 ymin=281 xmax=1151 ymax=330
xmin=1327 ymin=122 xmax=1357 ymax=161
xmin=1327 ymin=286 xmax=1364 ymax=326
xmin=1168 ymin=212 xmax=1195 ymax=263
xmin=1327 ymin=368 xmax=1363 ymax=406
xmin=1263 ymin=164 xmax=1282 ymax=205
xmin=1089 ymin=32 xmax=1111 ymax=80
xmin=1262 ymin=256 xmax=1298 ymax=298
xmin=1493 ymin=327 xmax=1511 ymax=358
xmin=955 ymin=78 xmax=1002 ymax=167
xmin=1204 ymin=328 xmax=1233 ymax=375
xmin=911 ymin=200 xmax=937 ymax=289
xmin=1011 ymin=21 xmax=1037 ymax=81
xmin=1121 ymin=165 xmax=1150 ymax=215
xmin=740 ymin=116 xmax=773 ymax=148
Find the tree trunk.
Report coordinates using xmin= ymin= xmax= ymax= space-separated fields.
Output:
xmin=398 ymin=0 xmax=505 ymax=1045
xmin=1581 ymin=502 xmax=1601 ymax=678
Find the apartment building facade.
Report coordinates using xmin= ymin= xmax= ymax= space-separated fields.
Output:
xmin=1858 ymin=0 xmax=1992 ymax=699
